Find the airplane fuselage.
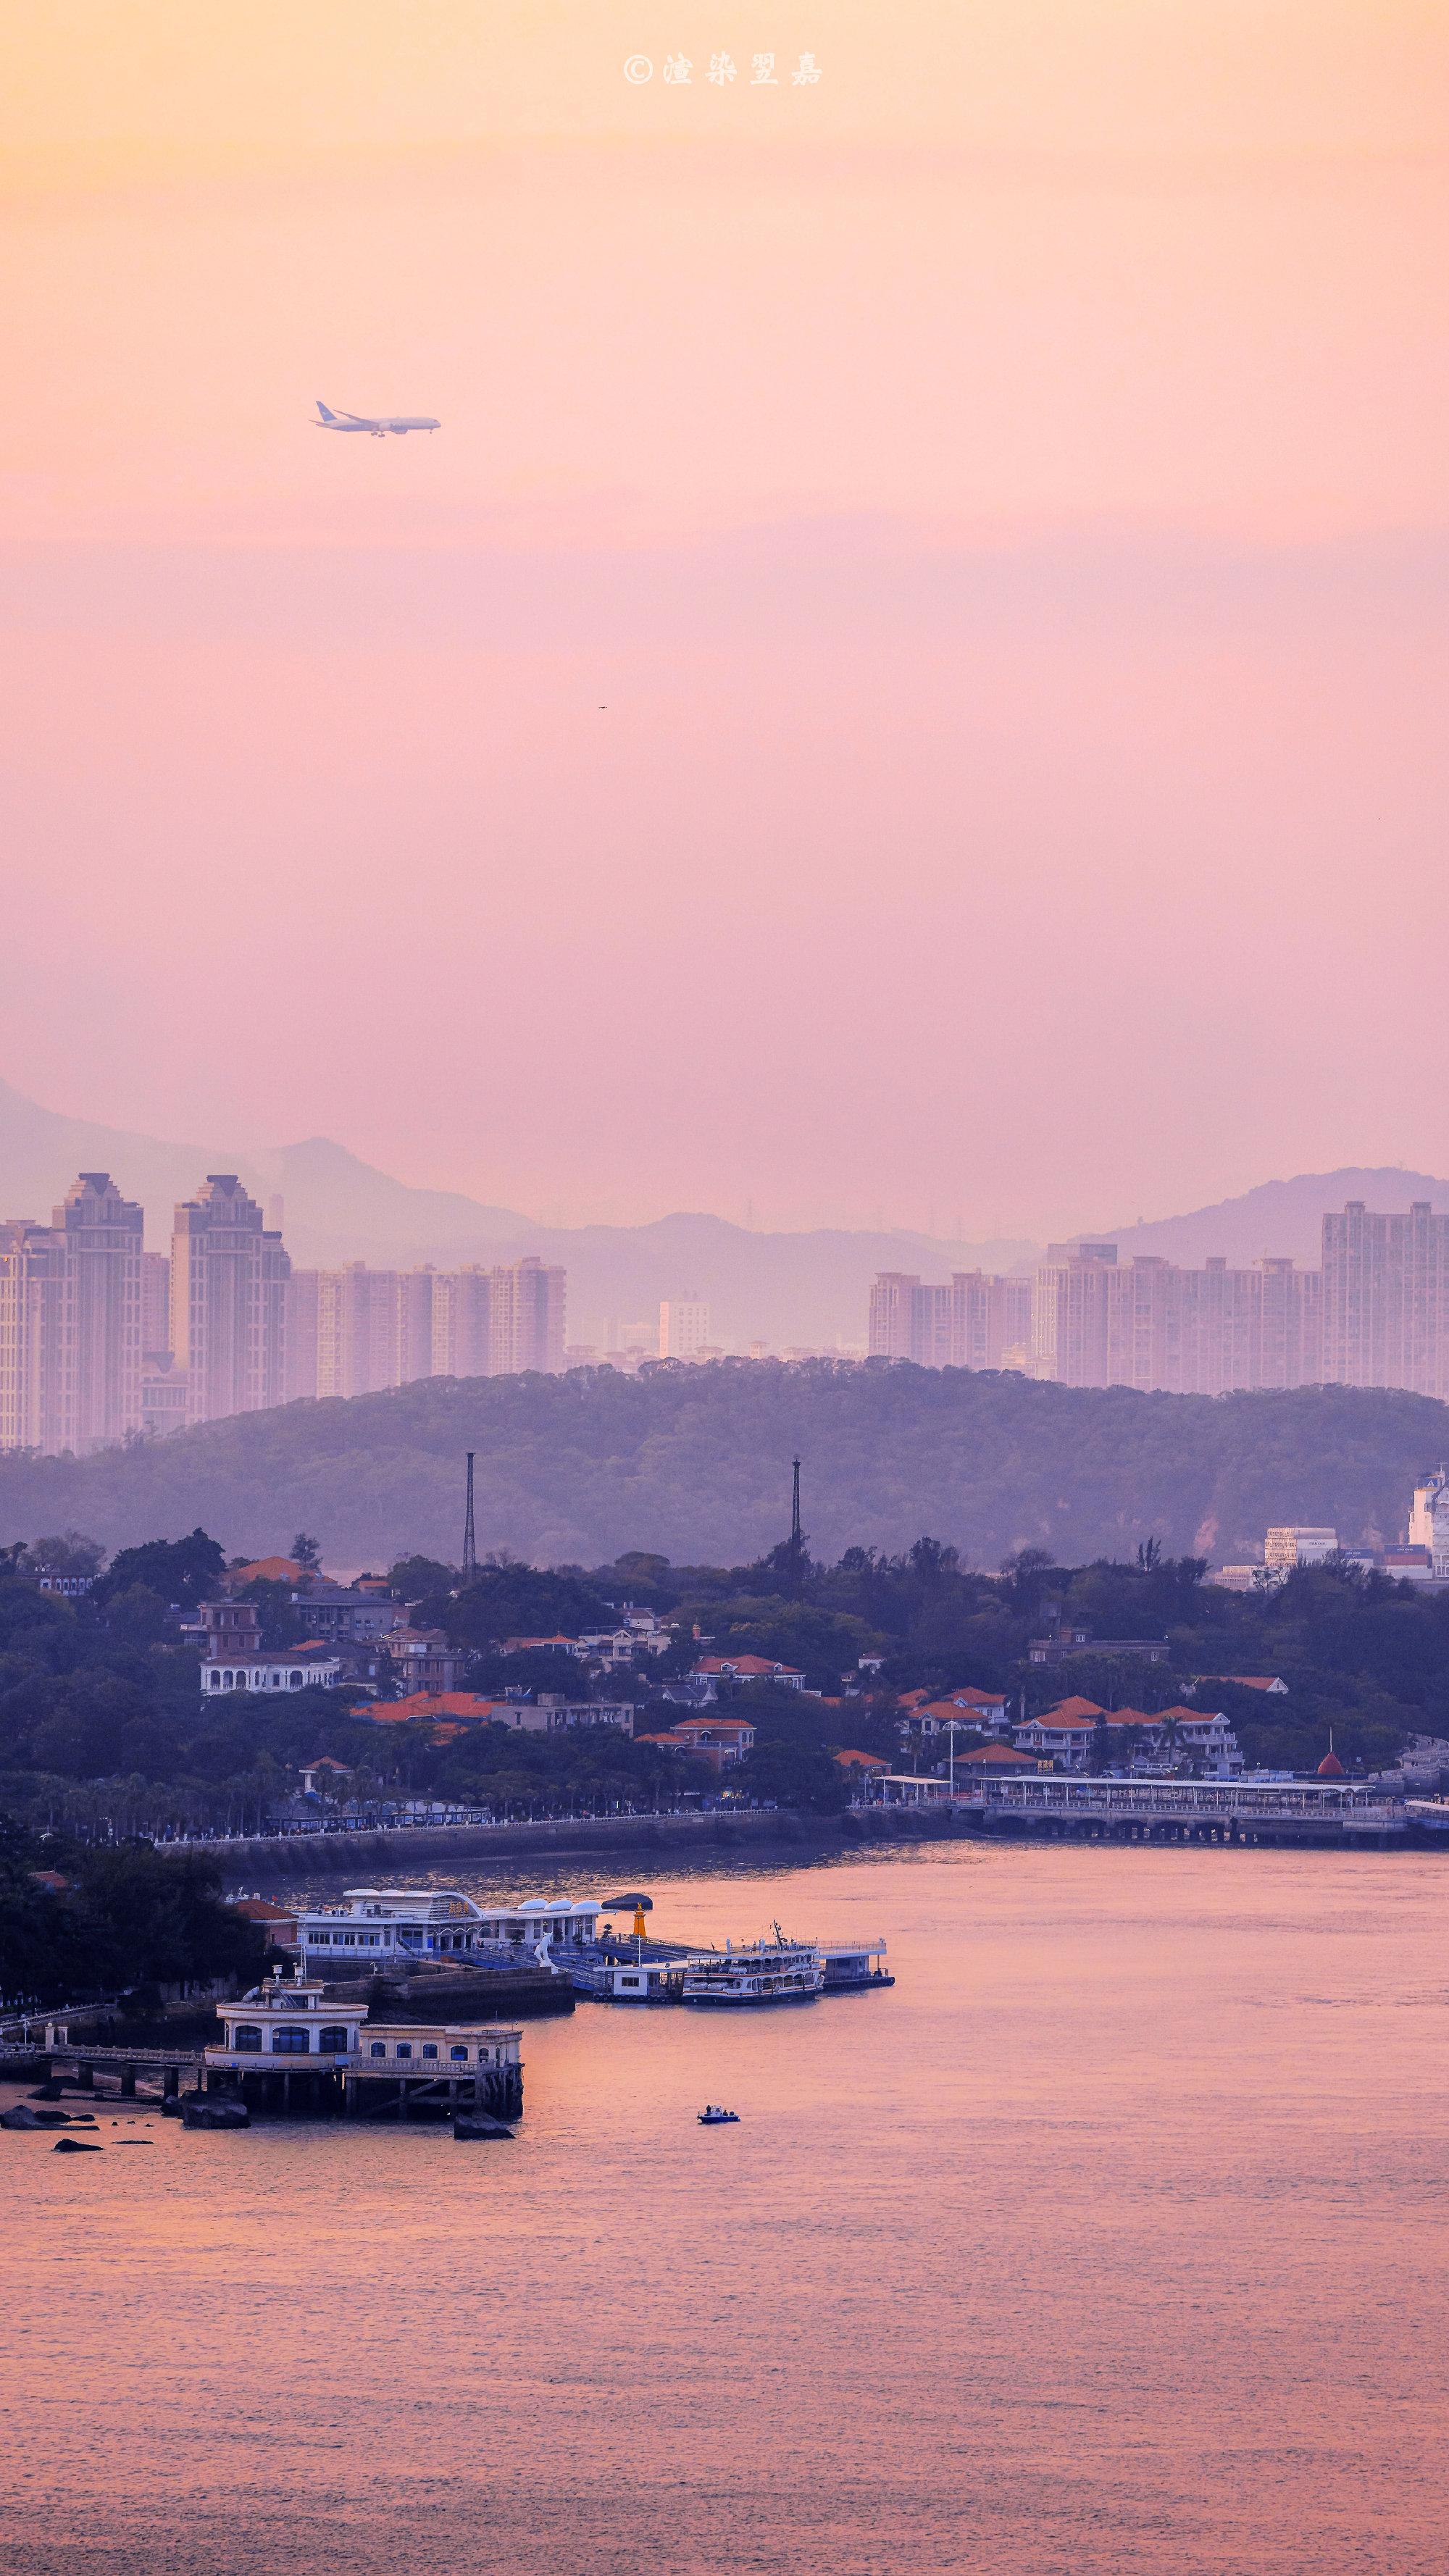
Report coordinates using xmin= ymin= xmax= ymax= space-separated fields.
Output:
xmin=316 ymin=403 xmax=440 ymax=437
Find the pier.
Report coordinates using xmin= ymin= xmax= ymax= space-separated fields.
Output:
xmin=971 ymin=1776 xmax=1403 ymax=1843
xmin=2 ymin=1973 xmax=525 ymax=2122
xmin=867 ymin=1771 xmax=1407 ymax=1842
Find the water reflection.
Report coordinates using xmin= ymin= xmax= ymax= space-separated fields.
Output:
xmin=4 ymin=1842 xmax=1448 ymax=2575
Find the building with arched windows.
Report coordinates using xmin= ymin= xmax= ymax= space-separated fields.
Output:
xmin=206 ymin=1969 xmax=523 ymax=2117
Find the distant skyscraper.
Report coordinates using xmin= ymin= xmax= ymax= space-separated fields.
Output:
xmin=867 ymin=1273 xmax=920 ymax=1360
xmin=490 ymin=1256 xmax=566 ymax=1374
xmin=951 ymin=1271 xmax=1033 ymax=1371
xmin=1321 ymin=1200 xmax=1449 ymax=1396
xmin=874 ymin=1245 xmax=1321 ymax=1394
xmin=659 ymin=1297 xmax=710 ymax=1359
xmin=54 ymin=1173 xmax=143 ymax=1451
xmin=296 ymin=1257 xmax=567 ymax=1398
xmin=1030 ymin=1243 xmax=1321 ymax=1394
xmin=170 ymin=1176 xmax=288 ymax=1426
xmin=284 ymin=1270 xmax=320 ymax=1403
xmin=0 ymin=1220 xmax=67 ymax=1452
xmin=141 ymin=1250 xmax=171 ymax=1358
xmin=1 ymin=1173 xmax=144 ymax=1454
xmin=396 ymin=1268 xmax=438 ymax=1386
xmin=431 ymin=1266 xmax=493 ymax=1379
xmin=1031 ymin=1243 xmax=1119 ymax=1387
xmin=870 ymin=1269 xmax=1028 ymax=1369
xmin=316 ymin=1263 xmax=399 ymax=1400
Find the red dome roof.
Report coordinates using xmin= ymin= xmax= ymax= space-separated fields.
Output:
xmin=1317 ymin=1747 xmax=1345 ymax=1778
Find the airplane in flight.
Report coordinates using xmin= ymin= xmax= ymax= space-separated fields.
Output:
xmin=314 ymin=401 xmax=440 ymax=437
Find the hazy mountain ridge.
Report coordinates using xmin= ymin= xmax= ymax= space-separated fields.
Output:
xmin=3 ymin=1079 xmax=1444 ymax=1349
xmin=0 ymin=1364 xmax=1440 ymax=1573
xmin=0 ymin=1078 xmax=1032 ymax=1343
xmin=1103 ymin=1169 xmax=1449 ymax=1268
xmin=0 ymin=1082 xmax=530 ymax=1263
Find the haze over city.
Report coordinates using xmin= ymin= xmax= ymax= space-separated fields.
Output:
xmin=4 ymin=1 xmax=1447 ymax=1237
xmin=5 ymin=13 xmax=1449 ymax=2576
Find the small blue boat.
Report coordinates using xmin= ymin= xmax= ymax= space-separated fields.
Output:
xmin=698 ymin=2106 xmax=740 ymax=2125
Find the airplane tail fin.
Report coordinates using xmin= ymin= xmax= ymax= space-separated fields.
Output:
xmin=316 ymin=401 xmax=336 ymax=422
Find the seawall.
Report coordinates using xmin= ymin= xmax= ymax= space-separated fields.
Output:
xmin=216 ymin=1806 xmax=971 ymax=1894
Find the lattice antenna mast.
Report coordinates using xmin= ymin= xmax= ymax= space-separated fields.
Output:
xmin=462 ymin=1451 xmax=477 ymax=1581
xmin=791 ymin=1458 xmax=802 ymax=1552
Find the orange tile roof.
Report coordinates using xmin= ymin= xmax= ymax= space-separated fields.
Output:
xmin=360 ymin=1690 xmax=510 ymax=1726
xmin=958 ymin=1742 xmax=1035 ymax=1766
xmin=1036 ymin=1696 xmax=1106 ymax=1722
xmin=231 ymin=1557 xmax=304 ymax=1585
xmin=835 ymin=1749 xmax=890 ymax=1769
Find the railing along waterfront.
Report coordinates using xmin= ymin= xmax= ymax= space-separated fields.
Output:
xmin=154 ymin=1805 xmax=720 ymax=1849
xmin=977 ymin=1776 xmax=1404 ymax=1833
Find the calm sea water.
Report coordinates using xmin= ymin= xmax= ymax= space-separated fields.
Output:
xmin=4 ymin=1841 xmax=1448 ymax=2576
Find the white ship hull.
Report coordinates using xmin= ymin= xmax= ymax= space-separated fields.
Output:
xmin=682 ymin=1934 xmax=824 ymax=2007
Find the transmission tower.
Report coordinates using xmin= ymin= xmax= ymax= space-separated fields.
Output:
xmin=791 ymin=1457 xmax=802 ymax=1554
xmin=462 ymin=1451 xmax=477 ymax=1581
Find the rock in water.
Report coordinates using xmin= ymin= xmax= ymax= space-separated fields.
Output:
xmin=181 ymin=2099 xmax=250 ymax=2130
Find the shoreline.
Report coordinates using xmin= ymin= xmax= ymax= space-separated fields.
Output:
xmin=180 ymin=1798 xmax=1443 ymax=1899
xmin=218 ymin=1806 xmax=967 ymax=1892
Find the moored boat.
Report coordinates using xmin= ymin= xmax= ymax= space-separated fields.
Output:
xmin=820 ymin=1941 xmax=893 ymax=1991
xmin=682 ymin=1926 xmax=824 ymax=2007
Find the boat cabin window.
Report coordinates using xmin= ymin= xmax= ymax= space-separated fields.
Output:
xmin=422 ymin=2044 xmax=438 ymax=2059
xmin=232 ymin=2025 xmax=262 ymax=2052
xmin=395 ymin=2044 xmax=412 ymax=2060
xmin=317 ymin=2027 xmax=349 ymax=2052
xmin=272 ymin=2028 xmax=309 ymax=2054
xmin=449 ymin=2045 xmax=469 ymax=2061
xmin=369 ymin=2042 xmax=386 ymax=2059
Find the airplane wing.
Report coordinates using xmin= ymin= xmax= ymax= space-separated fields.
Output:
xmin=338 ymin=411 xmax=375 ymax=426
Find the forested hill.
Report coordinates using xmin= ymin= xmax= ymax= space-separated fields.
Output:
xmin=0 ymin=1363 xmax=1442 ymax=1571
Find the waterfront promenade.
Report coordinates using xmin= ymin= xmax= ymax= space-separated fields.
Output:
xmin=874 ymin=1772 xmax=1413 ymax=1844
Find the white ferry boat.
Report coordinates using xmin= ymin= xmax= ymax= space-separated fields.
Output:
xmin=681 ymin=1925 xmax=824 ymax=2007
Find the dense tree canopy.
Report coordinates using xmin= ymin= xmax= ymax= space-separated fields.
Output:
xmin=0 ymin=1826 xmax=266 ymax=2007
xmin=0 ymin=1361 xmax=1445 ymax=1571
xmin=3 ymin=1492 xmax=1449 ymax=1841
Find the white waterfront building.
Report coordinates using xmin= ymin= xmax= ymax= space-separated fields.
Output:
xmin=203 ymin=1970 xmax=524 ymax=2111
xmin=290 ymin=1886 xmax=605 ymax=1967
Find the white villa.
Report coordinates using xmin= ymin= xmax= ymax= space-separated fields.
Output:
xmin=289 ymin=1886 xmax=605 ymax=1968
xmin=204 ymin=1970 xmax=522 ymax=2110
xmin=201 ymin=1648 xmax=342 ymax=1696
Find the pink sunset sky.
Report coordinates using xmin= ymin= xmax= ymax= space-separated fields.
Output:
xmin=1 ymin=0 xmax=1445 ymax=1237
